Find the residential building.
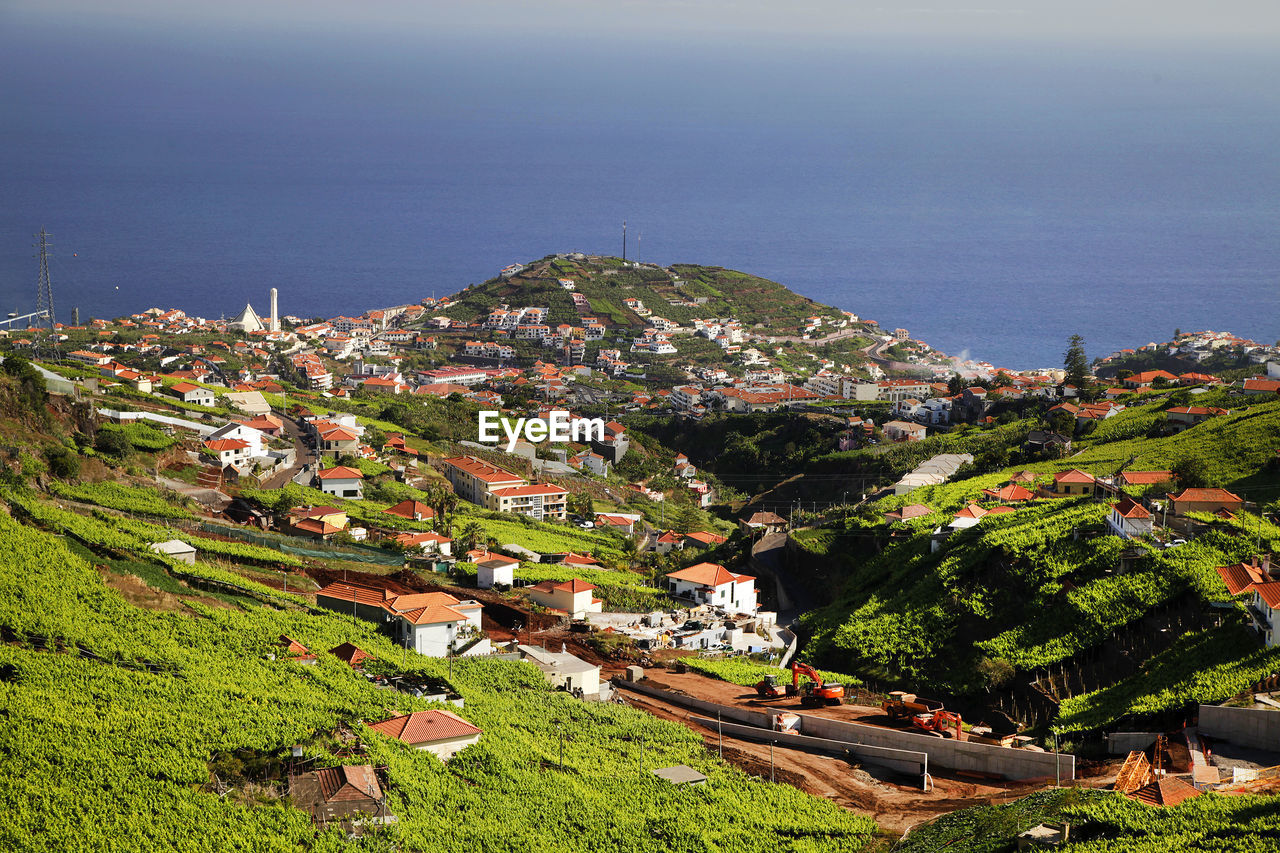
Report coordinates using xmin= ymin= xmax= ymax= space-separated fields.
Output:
xmin=442 ymin=455 xmax=526 ymax=506
xmin=366 ymin=710 xmax=482 ymax=761
xmin=486 ymin=483 xmax=569 ymax=520
xmin=1052 ymin=469 xmax=1096 ymax=497
xmin=740 ymin=511 xmax=786 ymax=536
xmin=1108 ymin=497 xmax=1154 ymax=539
xmin=169 ymin=381 xmax=215 ymax=406
xmin=1165 ymin=406 xmax=1228 ymax=431
xmin=476 ymin=555 xmax=519 ymax=589
xmin=665 ymin=562 xmax=758 ymax=614
xmin=515 ymin=644 xmax=601 ymax=697
xmin=526 ymin=578 xmax=602 ymax=619
xmin=883 ymin=420 xmax=927 ymax=442
xmin=314 ymin=582 xmax=482 ymax=656
xmin=315 ymin=465 xmax=364 ymax=499
xmin=1168 ymin=488 xmax=1243 ymax=517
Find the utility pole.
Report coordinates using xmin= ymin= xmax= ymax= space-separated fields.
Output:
xmin=622 ymin=221 xmax=627 ymax=262
xmin=35 ymin=228 xmax=55 ymax=328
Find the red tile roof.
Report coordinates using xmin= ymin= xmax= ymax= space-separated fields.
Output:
xmin=382 ymin=500 xmax=435 ymax=520
xmin=328 ymin=642 xmax=369 ymax=668
xmin=683 ymin=531 xmax=728 ymax=546
xmin=443 ymin=455 xmax=525 ymax=484
xmin=562 ymin=552 xmax=601 ymax=566
xmin=1129 ymin=776 xmax=1200 ymax=807
xmin=316 ymin=465 xmax=364 ymax=480
xmin=1169 ymin=488 xmax=1242 ymax=504
xmin=666 ymin=562 xmax=751 ymax=588
xmin=490 ymin=483 xmax=568 ymax=498
xmin=205 ymin=438 xmax=249 ymax=451
xmin=366 ymin=709 xmax=481 ymax=745
xmin=982 ymin=484 xmax=1034 ymax=502
xmin=1054 ymin=469 xmax=1095 ymax=484
xmin=1120 ymin=471 xmax=1172 ymax=485
xmin=1215 ymin=561 xmax=1268 ymax=596
xmin=1254 ymin=580 xmax=1280 ymax=610
xmin=954 ymin=504 xmax=988 ymax=519
xmin=317 ymin=765 xmax=382 ymax=803
xmin=1112 ymin=497 xmax=1151 ymax=519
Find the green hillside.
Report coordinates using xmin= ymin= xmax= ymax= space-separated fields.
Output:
xmin=0 ymin=505 xmax=876 ymax=852
xmin=442 ymin=255 xmax=854 ymax=336
xmin=794 ymin=397 xmax=1280 ymax=734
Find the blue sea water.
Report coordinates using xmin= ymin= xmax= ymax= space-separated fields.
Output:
xmin=1 ymin=18 xmax=1278 ymax=369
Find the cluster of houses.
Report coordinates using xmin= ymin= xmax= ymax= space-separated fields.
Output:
xmin=889 ymin=464 xmax=1249 ymax=554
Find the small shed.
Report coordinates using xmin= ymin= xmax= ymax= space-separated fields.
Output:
xmin=651 ymin=765 xmax=708 ymax=786
xmin=150 ymin=539 xmax=196 ymax=564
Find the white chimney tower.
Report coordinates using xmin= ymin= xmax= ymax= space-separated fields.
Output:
xmin=269 ymin=288 xmax=279 ymax=332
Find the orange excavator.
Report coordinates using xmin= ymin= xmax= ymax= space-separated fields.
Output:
xmin=789 ymin=662 xmax=845 ymax=706
xmin=911 ymin=709 xmax=963 ymax=739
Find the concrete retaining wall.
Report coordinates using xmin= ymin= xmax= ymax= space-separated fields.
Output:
xmin=785 ymin=712 xmax=1074 ymax=781
xmin=1199 ymin=704 xmax=1280 ymax=752
xmin=617 ymin=679 xmax=773 ymax=728
xmin=1107 ymin=732 xmax=1159 ymax=755
xmin=692 ymin=716 xmax=928 ymax=781
xmin=616 ymin=678 xmax=1073 ymax=781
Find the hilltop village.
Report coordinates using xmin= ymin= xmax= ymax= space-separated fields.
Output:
xmin=2 ymin=253 xmax=1280 ymax=850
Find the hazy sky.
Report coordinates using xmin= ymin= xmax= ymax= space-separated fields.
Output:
xmin=5 ymin=0 xmax=1280 ymax=43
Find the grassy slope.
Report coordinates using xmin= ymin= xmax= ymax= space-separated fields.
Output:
xmin=796 ymin=401 xmax=1280 ymax=729
xmin=0 ymin=507 xmax=877 ymax=852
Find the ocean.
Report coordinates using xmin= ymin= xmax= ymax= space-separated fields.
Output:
xmin=1 ymin=19 xmax=1278 ymax=369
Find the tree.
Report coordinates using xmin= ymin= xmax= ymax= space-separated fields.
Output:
xmin=94 ymin=430 xmax=132 ymax=459
xmin=455 ymin=520 xmax=484 ymax=554
xmin=44 ymin=445 xmax=80 ymax=479
xmin=1064 ymin=334 xmax=1089 ymax=390
xmin=1172 ymin=456 xmax=1209 ymax=489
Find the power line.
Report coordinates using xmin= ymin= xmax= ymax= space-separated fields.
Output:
xmin=34 ymin=227 xmax=55 ymax=328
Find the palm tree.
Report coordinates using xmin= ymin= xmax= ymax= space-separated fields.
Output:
xmin=619 ymin=536 xmax=639 ymax=570
xmin=456 ymin=520 xmax=484 ymax=555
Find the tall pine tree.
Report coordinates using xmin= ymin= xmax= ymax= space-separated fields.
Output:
xmin=1064 ymin=334 xmax=1089 ymax=389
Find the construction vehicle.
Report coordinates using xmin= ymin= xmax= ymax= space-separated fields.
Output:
xmin=754 ymin=674 xmax=788 ymax=699
xmin=910 ymin=709 xmax=963 ymax=739
xmin=788 ymin=662 xmax=845 ymax=706
xmin=882 ymin=690 xmax=944 ymax=721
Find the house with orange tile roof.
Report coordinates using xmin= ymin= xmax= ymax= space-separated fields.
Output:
xmin=293 ymin=764 xmax=387 ymax=824
xmin=653 ymin=529 xmax=685 ymax=555
xmin=315 ymin=581 xmax=482 ymax=656
xmin=683 ymin=531 xmax=728 ymax=549
xmin=382 ymin=499 xmax=435 ymax=522
xmin=1165 ymin=406 xmax=1229 ymax=432
xmin=1168 ymin=487 xmax=1243 ymax=517
xmin=665 ymin=562 xmax=757 ymax=614
xmin=169 ymin=380 xmax=216 ymax=406
xmin=315 ymin=465 xmax=364 ymax=500
xmin=1108 ymin=497 xmax=1153 ymax=539
xmin=526 ymin=578 xmax=602 ymax=619
xmin=981 ymin=483 xmax=1035 ymax=503
xmin=394 ymin=531 xmax=453 ymax=556
xmin=365 ymin=709 xmax=482 ymax=760
xmin=1122 ymin=369 xmax=1177 ymax=389
xmin=442 ymin=455 xmax=526 ymax=506
xmin=328 ymin=642 xmax=370 ymax=669
xmin=1052 ymin=469 xmax=1096 ymax=497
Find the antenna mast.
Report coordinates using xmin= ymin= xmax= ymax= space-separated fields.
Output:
xmin=622 ymin=220 xmax=627 ymax=262
xmin=35 ymin=228 xmax=55 ymax=327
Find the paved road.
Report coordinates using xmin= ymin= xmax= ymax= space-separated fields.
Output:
xmin=260 ymin=415 xmax=315 ymax=490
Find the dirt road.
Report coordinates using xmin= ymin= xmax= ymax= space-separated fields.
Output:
xmin=614 ymin=672 xmax=1048 ymax=836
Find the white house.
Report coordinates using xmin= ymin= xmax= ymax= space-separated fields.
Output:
xmin=516 ymin=644 xmax=601 ymax=698
xmin=314 ymin=583 xmax=483 ymax=657
xmin=1107 ymin=497 xmax=1154 ymax=539
xmin=526 ymin=579 xmax=602 ymax=619
xmin=207 ymin=421 xmax=267 ymax=457
xmin=315 ymin=465 xmax=364 ymax=499
xmin=169 ymin=381 xmax=215 ymax=407
xmin=476 ymin=555 xmax=519 ymax=589
xmin=665 ymin=562 xmax=757 ymax=614
xmin=1251 ymin=582 xmax=1280 ymax=647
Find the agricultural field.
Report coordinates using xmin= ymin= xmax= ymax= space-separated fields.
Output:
xmin=0 ymin=505 xmax=877 ymax=852
xmin=796 ymin=398 xmax=1280 ymax=732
